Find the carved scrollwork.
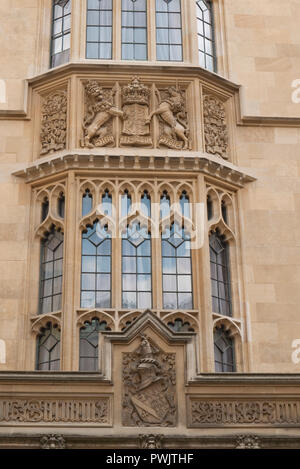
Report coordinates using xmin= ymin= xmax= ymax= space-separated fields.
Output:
xmin=81 ymin=80 xmax=123 ymax=148
xmin=40 ymin=90 xmax=67 ymax=156
xmin=31 ymin=314 xmax=61 ymax=334
xmin=147 ymin=86 xmax=191 ymax=150
xmin=203 ymin=94 xmax=228 ymax=160
xmin=122 ymin=334 xmax=177 ymax=427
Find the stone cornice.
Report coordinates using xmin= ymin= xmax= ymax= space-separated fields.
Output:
xmin=12 ymin=150 xmax=256 ymax=187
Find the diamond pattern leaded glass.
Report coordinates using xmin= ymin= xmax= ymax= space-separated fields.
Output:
xmin=214 ymin=326 xmax=235 ymax=372
xmin=81 ymin=223 xmax=112 ymax=309
xmin=36 ymin=323 xmax=60 ymax=371
xmin=79 ymin=318 xmax=111 ymax=371
xmin=196 ymin=0 xmax=216 ymax=72
xmin=162 ymin=223 xmax=193 ymax=309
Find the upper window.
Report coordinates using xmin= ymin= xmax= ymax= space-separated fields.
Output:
xmin=122 ymin=0 xmax=148 ymax=60
xmin=50 ymin=0 xmax=71 ymax=68
xmin=86 ymin=0 xmax=113 ymax=59
xmin=156 ymin=0 xmax=183 ymax=61
xmin=196 ymin=0 xmax=216 ymax=72
xmin=209 ymin=230 xmax=231 ymax=316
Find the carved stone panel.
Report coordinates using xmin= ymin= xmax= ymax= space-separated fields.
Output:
xmin=203 ymin=94 xmax=229 ymax=159
xmin=147 ymin=86 xmax=191 ymax=150
xmin=0 ymin=397 xmax=111 ymax=425
xmin=120 ymin=77 xmax=152 ymax=147
xmin=81 ymin=80 xmax=123 ymax=148
xmin=40 ymin=90 xmax=67 ymax=156
xmin=187 ymin=397 xmax=300 ymax=427
xmin=122 ymin=335 xmax=177 ymax=427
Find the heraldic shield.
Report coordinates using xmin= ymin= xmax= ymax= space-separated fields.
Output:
xmin=122 ymin=335 xmax=177 ymax=427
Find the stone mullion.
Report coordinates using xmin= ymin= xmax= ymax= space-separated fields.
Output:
xmin=61 ymin=171 xmax=77 ymax=370
xmin=114 ymin=182 xmax=122 ymax=311
xmin=196 ymin=174 xmax=214 ymax=372
xmin=114 ymin=0 xmax=121 ymax=61
xmin=148 ymin=0 xmax=156 ymax=62
xmin=69 ymin=0 xmax=83 ymax=62
xmin=152 ymin=182 xmax=162 ymax=313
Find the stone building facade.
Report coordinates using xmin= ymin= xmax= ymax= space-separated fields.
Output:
xmin=0 ymin=0 xmax=300 ymax=449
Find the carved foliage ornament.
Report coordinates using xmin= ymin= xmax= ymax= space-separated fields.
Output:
xmin=40 ymin=434 xmax=66 ymax=450
xmin=139 ymin=434 xmax=164 ymax=449
xmin=203 ymin=94 xmax=228 ymax=160
xmin=40 ymin=90 xmax=67 ymax=156
xmin=235 ymin=435 xmax=261 ymax=450
xmin=122 ymin=335 xmax=176 ymax=427
xmin=147 ymin=86 xmax=191 ymax=150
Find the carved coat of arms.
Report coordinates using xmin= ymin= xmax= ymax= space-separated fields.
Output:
xmin=120 ymin=77 xmax=152 ymax=147
xmin=122 ymin=335 xmax=176 ymax=427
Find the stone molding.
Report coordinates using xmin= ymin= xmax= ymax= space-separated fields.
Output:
xmin=187 ymin=397 xmax=300 ymax=427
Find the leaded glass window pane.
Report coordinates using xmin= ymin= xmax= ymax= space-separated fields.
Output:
xmin=122 ymin=0 xmax=147 ymax=60
xmin=156 ymin=0 xmax=183 ymax=61
xmin=50 ymin=0 xmax=72 ymax=68
xmin=86 ymin=0 xmax=113 ymax=59
xmin=79 ymin=318 xmax=110 ymax=371
xmin=162 ymin=223 xmax=193 ymax=309
xmin=209 ymin=231 xmax=232 ymax=316
xmin=36 ymin=323 xmax=60 ymax=370
xmin=81 ymin=223 xmax=112 ymax=308
xmin=196 ymin=0 xmax=216 ymax=72
xmin=214 ymin=326 xmax=235 ymax=372
xmin=39 ymin=228 xmax=64 ymax=314
xmin=82 ymin=189 xmax=93 ymax=216
xmin=122 ymin=222 xmax=152 ymax=309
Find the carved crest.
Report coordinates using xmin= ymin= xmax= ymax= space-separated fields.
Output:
xmin=81 ymin=80 xmax=123 ymax=148
xmin=203 ymin=94 xmax=228 ymax=159
xmin=120 ymin=77 xmax=152 ymax=147
xmin=147 ymin=86 xmax=191 ymax=150
xmin=122 ymin=334 xmax=176 ymax=427
xmin=40 ymin=90 xmax=67 ymax=156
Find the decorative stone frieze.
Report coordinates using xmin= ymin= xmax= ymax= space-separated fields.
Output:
xmin=187 ymin=398 xmax=300 ymax=427
xmin=40 ymin=434 xmax=66 ymax=449
xmin=40 ymin=90 xmax=67 ymax=156
xmin=81 ymin=80 xmax=123 ymax=148
xmin=148 ymin=86 xmax=191 ymax=150
xmin=139 ymin=434 xmax=164 ymax=449
xmin=235 ymin=434 xmax=261 ymax=449
xmin=120 ymin=76 xmax=152 ymax=147
xmin=203 ymin=94 xmax=228 ymax=160
xmin=122 ymin=334 xmax=177 ymax=427
xmin=0 ymin=398 xmax=111 ymax=424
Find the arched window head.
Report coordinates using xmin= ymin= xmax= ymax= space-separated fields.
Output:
xmin=179 ymin=191 xmax=190 ymax=218
xmin=86 ymin=0 xmax=113 ymax=60
xmin=121 ymin=0 xmax=148 ymax=60
xmin=102 ymin=190 xmax=112 ymax=216
xmin=167 ymin=318 xmax=195 ymax=332
xmin=141 ymin=190 xmax=151 ymax=218
xmin=82 ymin=189 xmax=93 ymax=217
xmin=214 ymin=326 xmax=236 ymax=372
xmin=39 ymin=228 xmax=64 ymax=314
xmin=156 ymin=0 xmax=183 ymax=61
xmin=41 ymin=197 xmax=49 ymax=222
xmin=79 ymin=318 xmax=111 ymax=371
xmin=221 ymin=200 xmax=228 ymax=223
xmin=160 ymin=191 xmax=170 ymax=219
xmin=36 ymin=322 xmax=60 ymax=370
xmin=81 ymin=222 xmax=111 ymax=309
xmin=207 ymin=194 xmax=213 ymax=220
xmin=162 ymin=223 xmax=193 ymax=310
xmin=196 ymin=0 xmax=216 ymax=72
xmin=57 ymin=192 xmax=65 ymax=218
xmin=209 ymin=230 xmax=232 ymax=316
xmin=122 ymin=221 xmax=152 ymax=309
xmin=121 ymin=190 xmax=132 ymax=217
xmin=50 ymin=0 xmax=71 ymax=68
